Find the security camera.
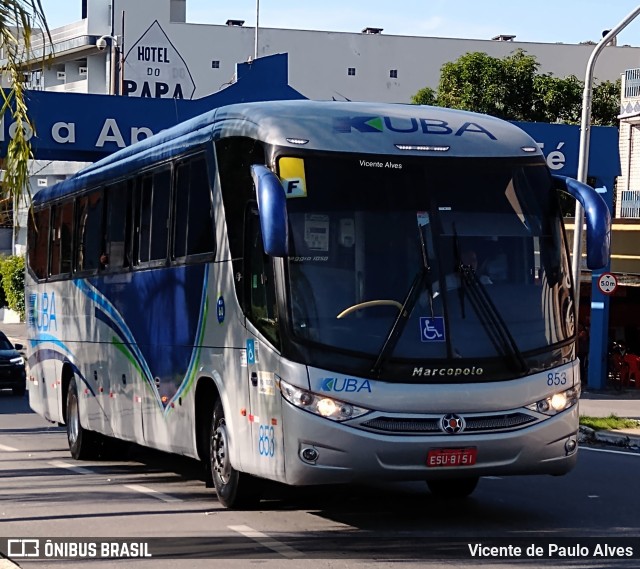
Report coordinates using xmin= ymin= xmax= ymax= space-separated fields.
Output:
xmin=96 ymin=36 xmax=108 ymax=51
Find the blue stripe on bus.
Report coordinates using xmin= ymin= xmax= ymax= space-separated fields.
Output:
xmin=71 ymin=264 xmax=208 ymax=412
xmin=27 ymin=348 xmax=96 ymax=397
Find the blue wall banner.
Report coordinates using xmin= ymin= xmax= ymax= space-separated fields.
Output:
xmin=0 ymin=53 xmax=305 ymax=162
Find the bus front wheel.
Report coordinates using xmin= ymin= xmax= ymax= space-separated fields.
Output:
xmin=209 ymin=399 xmax=262 ymax=509
xmin=427 ymin=477 xmax=479 ymax=499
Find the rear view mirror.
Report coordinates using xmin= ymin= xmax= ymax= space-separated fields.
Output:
xmin=552 ymin=175 xmax=611 ymax=269
xmin=250 ymin=165 xmax=289 ymax=257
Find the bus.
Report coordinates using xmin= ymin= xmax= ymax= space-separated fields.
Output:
xmin=26 ymin=100 xmax=610 ymax=508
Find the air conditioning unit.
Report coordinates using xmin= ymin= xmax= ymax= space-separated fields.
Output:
xmin=56 ymin=71 xmax=66 ymax=81
xmin=79 ymin=66 xmax=87 ymax=75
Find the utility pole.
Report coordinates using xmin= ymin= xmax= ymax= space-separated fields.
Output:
xmin=572 ymin=5 xmax=640 ymax=389
xmin=254 ymin=0 xmax=260 ymax=60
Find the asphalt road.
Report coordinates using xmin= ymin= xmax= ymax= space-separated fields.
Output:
xmin=1 ymin=391 xmax=640 ymax=569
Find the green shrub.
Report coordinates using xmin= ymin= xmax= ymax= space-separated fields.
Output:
xmin=580 ymin=414 xmax=640 ymax=431
xmin=0 ymin=268 xmax=6 ymax=308
xmin=0 ymin=255 xmax=25 ymax=321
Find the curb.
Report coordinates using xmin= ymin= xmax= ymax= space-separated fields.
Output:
xmin=579 ymin=425 xmax=640 ymax=448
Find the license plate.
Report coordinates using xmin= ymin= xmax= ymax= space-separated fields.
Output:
xmin=427 ymin=447 xmax=477 ymax=467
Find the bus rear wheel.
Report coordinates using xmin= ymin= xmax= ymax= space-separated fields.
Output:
xmin=67 ymin=377 xmax=99 ymax=460
xmin=209 ymin=399 xmax=262 ymax=509
xmin=427 ymin=477 xmax=479 ymax=499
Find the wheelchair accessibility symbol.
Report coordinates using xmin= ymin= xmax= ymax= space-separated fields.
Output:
xmin=419 ymin=317 xmax=446 ymax=342
xmin=247 ymin=339 xmax=256 ymax=365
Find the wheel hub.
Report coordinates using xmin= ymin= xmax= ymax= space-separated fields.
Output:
xmin=211 ymin=420 xmax=231 ymax=484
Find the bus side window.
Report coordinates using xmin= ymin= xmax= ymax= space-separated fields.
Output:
xmin=49 ymin=201 xmax=73 ymax=277
xmin=216 ymin=137 xmax=266 ymax=305
xmin=135 ymin=167 xmax=171 ymax=266
xmin=104 ymin=181 xmax=132 ymax=270
xmin=75 ymin=191 xmax=103 ymax=273
xmin=150 ymin=168 xmax=171 ymax=262
xmin=28 ymin=208 xmax=50 ymax=280
xmin=173 ymin=155 xmax=215 ymax=260
xmin=245 ymin=209 xmax=280 ymax=348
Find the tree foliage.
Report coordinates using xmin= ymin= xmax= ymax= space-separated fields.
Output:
xmin=413 ymin=49 xmax=621 ymax=126
xmin=411 ymin=86 xmax=437 ymax=106
xmin=0 ymin=1 xmax=49 ymax=209
xmin=0 ymin=254 xmax=25 ymax=320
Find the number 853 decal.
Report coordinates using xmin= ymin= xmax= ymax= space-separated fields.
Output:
xmin=258 ymin=424 xmax=275 ymax=457
xmin=547 ymin=371 xmax=567 ymax=386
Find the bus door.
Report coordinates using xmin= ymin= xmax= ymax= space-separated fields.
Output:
xmin=243 ymin=208 xmax=285 ymax=478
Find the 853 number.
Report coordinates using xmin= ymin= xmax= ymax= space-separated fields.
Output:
xmin=547 ymin=371 xmax=567 ymax=386
xmin=258 ymin=424 xmax=275 ymax=458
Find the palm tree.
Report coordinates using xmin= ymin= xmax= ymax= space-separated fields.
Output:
xmin=0 ymin=0 xmax=48 ymax=209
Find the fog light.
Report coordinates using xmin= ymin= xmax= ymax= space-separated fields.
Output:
xmin=565 ymin=438 xmax=577 ymax=454
xmin=300 ymin=447 xmax=319 ymax=463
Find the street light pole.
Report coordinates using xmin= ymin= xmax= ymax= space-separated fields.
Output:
xmin=254 ymin=0 xmax=260 ymax=60
xmin=572 ymin=5 xmax=640 ymax=307
xmin=572 ymin=5 xmax=640 ymax=390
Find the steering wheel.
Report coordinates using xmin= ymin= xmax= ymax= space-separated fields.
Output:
xmin=336 ymin=299 xmax=403 ymax=319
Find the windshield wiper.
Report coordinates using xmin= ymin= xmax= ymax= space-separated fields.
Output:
xmin=449 ymin=226 xmax=526 ymax=373
xmin=459 ymin=265 xmax=528 ymax=374
xmin=370 ymin=220 xmax=435 ymax=378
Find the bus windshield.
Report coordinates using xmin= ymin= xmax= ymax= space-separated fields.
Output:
xmin=280 ymin=153 xmax=573 ymax=369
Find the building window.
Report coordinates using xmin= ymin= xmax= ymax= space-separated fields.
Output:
xmin=390 ymin=69 xmax=398 ymax=78
xmin=211 ymin=60 xmax=220 ymax=69
xmin=348 ymin=67 xmax=356 ymax=76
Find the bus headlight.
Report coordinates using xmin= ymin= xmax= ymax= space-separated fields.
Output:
xmin=526 ymin=385 xmax=580 ymax=416
xmin=279 ymin=378 xmax=371 ymax=422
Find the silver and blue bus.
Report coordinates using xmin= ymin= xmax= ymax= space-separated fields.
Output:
xmin=26 ymin=100 xmax=610 ymax=507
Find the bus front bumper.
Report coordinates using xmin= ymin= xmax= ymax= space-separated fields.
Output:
xmin=281 ymin=401 xmax=579 ymax=486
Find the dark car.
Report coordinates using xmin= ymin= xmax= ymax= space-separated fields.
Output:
xmin=0 ymin=331 xmax=26 ymax=396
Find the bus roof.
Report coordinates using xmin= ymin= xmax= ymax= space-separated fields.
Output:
xmin=33 ymin=100 xmax=542 ymax=205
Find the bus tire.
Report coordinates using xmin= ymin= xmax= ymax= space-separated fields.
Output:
xmin=209 ymin=399 xmax=262 ymax=509
xmin=66 ymin=377 xmax=98 ymax=460
xmin=427 ymin=477 xmax=479 ymax=499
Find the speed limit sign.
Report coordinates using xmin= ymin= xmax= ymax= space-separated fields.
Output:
xmin=597 ymin=272 xmax=618 ymax=295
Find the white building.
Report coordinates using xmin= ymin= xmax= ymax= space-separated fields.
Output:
xmin=618 ymin=70 xmax=640 ymax=219
xmin=29 ymin=0 xmax=640 ymax=102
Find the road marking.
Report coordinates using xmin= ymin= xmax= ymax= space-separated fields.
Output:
xmin=48 ymin=460 xmax=95 ymax=474
xmin=124 ymin=484 xmax=183 ymax=503
xmin=229 ymin=524 xmax=305 ymax=559
xmin=0 ymin=444 xmax=18 ymax=452
xmin=581 ymin=446 xmax=640 ymax=457
xmin=48 ymin=461 xmax=182 ymax=502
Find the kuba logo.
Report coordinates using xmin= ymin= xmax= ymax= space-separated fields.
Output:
xmin=320 ymin=377 xmax=372 ymax=393
xmin=333 ymin=115 xmax=496 ymax=139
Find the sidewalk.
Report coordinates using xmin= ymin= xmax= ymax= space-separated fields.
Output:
xmin=579 ymin=388 xmax=640 ymax=448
